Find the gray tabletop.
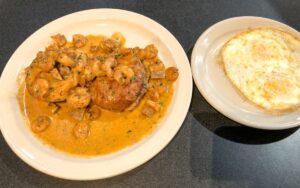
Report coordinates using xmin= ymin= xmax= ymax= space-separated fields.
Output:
xmin=1 ymin=0 xmax=300 ymax=187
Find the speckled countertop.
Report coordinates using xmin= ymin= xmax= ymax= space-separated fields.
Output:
xmin=0 ymin=0 xmax=300 ymax=187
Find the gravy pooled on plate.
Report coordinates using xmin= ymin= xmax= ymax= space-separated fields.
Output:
xmin=18 ymin=33 xmax=178 ymax=156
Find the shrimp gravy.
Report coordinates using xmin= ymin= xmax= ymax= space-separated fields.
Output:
xmin=18 ymin=33 xmax=178 ymax=156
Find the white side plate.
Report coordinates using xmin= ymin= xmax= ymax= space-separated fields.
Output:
xmin=191 ymin=16 xmax=300 ymax=130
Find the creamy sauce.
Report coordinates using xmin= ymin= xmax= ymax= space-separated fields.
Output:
xmin=18 ymin=35 xmax=174 ymax=156
xmin=18 ymin=82 xmax=173 ymax=156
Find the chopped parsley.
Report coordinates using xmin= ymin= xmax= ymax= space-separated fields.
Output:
xmin=96 ymin=56 xmax=106 ymax=63
xmin=127 ymin=130 xmax=132 ymax=134
xmin=115 ymin=54 xmax=123 ymax=59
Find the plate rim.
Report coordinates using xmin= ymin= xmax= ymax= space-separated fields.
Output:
xmin=191 ymin=16 xmax=300 ymax=130
xmin=0 ymin=8 xmax=193 ymax=180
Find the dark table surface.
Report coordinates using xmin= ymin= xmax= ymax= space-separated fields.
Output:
xmin=1 ymin=0 xmax=300 ymax=187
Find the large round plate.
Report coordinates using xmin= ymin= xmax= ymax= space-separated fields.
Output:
xmin=0 ymin=9 xmax=192 ymax=180
xmin=191 ymin=16 xmax=300 ymax=130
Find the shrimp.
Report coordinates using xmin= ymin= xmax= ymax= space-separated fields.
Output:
xmin=51 ymin=34 xmax=67 ymax=47
xmin=144 ymin=44 xmax=158 ymax=59
xmin=25 ymin=67 xmax=42 ymax=86
xmin=57 ymin=64 xmax=72 ymax=79
xmin=73 ymin=51 xmax=88 ymax=73
xmin=113 ymin=65 xmax=135 ymax=85
xmin=74 ymin=50 xmax=88 ymax=63
xmin=67 ymin=87 xmax=91 ymax=108
xmin=31 ymin=116 xmax=51 ymax=133
xmin=101 ymin=38 xmax=120 ymax=52
xmin=103 ymin=57 xmax=117 ymax=77
xmin=25 ymin=67 xmax=50 ymax=99
xmin=146 ymin=100 xmax=161 ymax=111
xmin=78 ymin=68 xmax=94 ymax=86
xmin=56 ymin=53 xmax=76 ymax=67
xmin=165 ymin=67 xmax=179 ymax=81
xmin=73 ymin=122 xmax=90 ymax=139
xmin=91 ymin=59 xmax=106 ymax=77
xmin=72 ymin=34 xmax=87 ymax=48
xmin=29 ymin=78 xmax=50 ymax=99
xmin=46 ymin=77 xmax=75 ymax=102
xmin=31 ymin=51 xmax=56 ymax=72
xmin=135 ymin=47 xmax=146 ymax=60
xmin=111 ymin=32 xmax=126 ymax=46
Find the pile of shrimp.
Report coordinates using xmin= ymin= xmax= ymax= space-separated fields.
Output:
xmin=25 ymin=33 xmax=178 ymax=138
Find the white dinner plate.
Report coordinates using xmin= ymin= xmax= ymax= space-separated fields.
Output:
xmin=0 ymin=9 xmax=192 ymax=180
xmin=191 ymin=16 xmax=300 ymax=130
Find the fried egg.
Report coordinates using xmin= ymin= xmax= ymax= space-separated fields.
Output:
xmin=222 ymin=28 xmax=300 ymax=112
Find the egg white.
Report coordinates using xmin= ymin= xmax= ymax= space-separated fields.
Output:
xmin=222 ymin=28 xmax=300 ymax=112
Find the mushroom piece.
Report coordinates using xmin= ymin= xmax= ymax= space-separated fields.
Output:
xmin=31 ymin=116 xmax=51 ymax=133
xmin=73 ymin=122 xmax=90 ymax=139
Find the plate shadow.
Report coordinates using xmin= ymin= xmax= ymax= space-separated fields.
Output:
xmin=190 ymin=86 xmax=298 ymax=145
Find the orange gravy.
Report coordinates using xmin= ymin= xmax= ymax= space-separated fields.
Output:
xmin=18 ymin=35 xmax=174 ymax=156
xmin=18 ymin=82 xmax=173 ymax=156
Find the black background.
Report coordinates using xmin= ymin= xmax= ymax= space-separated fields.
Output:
xmin=0 ymin=0 xmax=300 ymax=187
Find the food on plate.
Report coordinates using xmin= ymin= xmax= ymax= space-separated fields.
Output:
xmin=221 ymin=28 xmax=300 ymax=112
xmin=18 ymin=32 xmax=179 ymax=156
